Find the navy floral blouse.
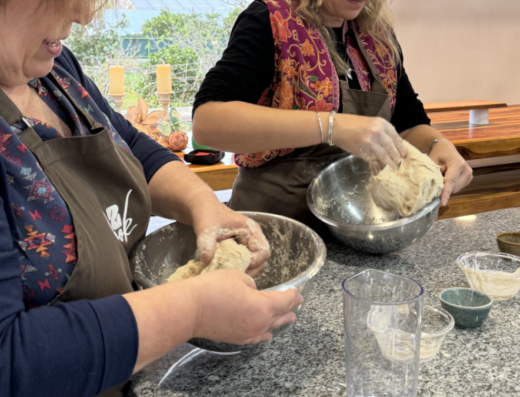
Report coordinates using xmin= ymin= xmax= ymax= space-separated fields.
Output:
xmin=4 ymin=66 xmax=131 ymax=309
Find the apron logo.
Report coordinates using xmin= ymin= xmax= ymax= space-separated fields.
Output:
xmin=104 ymin=190 xmax=138 ymax=243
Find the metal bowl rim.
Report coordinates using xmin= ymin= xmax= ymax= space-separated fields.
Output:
xmin=240 ymin=212 xmax=327 ymax=292
xmin=130 ymin=211 xmax=327 ymax=292
xmin=307 ymin=159 xmax=441 ymax=231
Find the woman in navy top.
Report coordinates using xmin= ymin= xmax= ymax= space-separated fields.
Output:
xmin=0 ymin=1 xmax=302 ymax=396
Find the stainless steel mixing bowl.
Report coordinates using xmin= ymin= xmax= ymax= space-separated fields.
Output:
xmin=307 ymin=156 xmax=440 ymax=254
xmin=129 ymin=212 xmax=326 ymax=353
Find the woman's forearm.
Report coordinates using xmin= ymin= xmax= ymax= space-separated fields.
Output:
xmin=148 ymin=161 xmax=221 ymax=224
xmin=125 ymin=269 xmax=304 ymax=374
xmin=401 ymin=124 xmax=446 ymax=153
xmin=193 ymin=101 xmax=407 ymax=170
xmin=123 ymin=281 xmax=198 ymax=374
xmin=192 ymin=101 xmax=325 ymax=153
xmin=147 ymin=159 xmax=271 ymax=271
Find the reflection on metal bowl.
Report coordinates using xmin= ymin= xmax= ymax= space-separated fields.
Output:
xmin=307 ymin=156 xmax=440 ymax=254
xmin=129 ymin=212 xmax=326 ymax=353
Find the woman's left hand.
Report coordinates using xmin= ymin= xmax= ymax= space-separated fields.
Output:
xmin=192 ymin=202 xmax=270 ymax=278
xmin=429 ymin=140 xmax=473 ymax=206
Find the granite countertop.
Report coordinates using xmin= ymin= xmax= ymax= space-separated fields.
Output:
xmin=132 ymin=208 xmax=520 ymax=396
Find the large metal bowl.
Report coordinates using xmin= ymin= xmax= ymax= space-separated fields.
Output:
xmin=129 ymin=212 xmax=326 ymax=353
xmin=307 ymin=156 xmax=440 ymax=254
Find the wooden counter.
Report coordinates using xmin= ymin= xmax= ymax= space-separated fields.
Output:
xmin=430 ymin=105 xmax=520 ymax=219
xmin=424 ymin=100 xmax=507 ymax=113
xmin=431 ymin=105 xmax=520 ymax=161
xmin=177 ymin=151 xmax=238 ymax=192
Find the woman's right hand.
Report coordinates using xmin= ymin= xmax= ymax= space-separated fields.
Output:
xmin=188 ymin=269 xmax=303 ymax=345
xmin=330 ymin=114 xmax=408 ymax=171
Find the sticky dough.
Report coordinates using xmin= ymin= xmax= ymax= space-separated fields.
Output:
xmin=367 ymin=141 xmax=444 ymax=217
xmin=167 ymin=239 xmax=251 ymax=282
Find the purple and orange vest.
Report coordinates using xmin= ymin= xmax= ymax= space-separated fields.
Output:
xmin=234 ymin=0 xmax=398 ymax=168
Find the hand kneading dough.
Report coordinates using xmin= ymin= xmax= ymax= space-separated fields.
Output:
xmin=367 ymin=141 xmax=444 ymax=217
xmin=167 ymin=239 xmax=251 ymax=282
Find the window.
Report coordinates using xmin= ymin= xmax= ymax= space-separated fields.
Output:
xmin=65 ymin=0 xmax=248 ymax=112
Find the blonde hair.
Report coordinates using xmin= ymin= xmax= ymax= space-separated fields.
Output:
xmin=0 ymin=0 xmax=111 ymax=24
xmin=295 ymin=0 xmax=401 ymax=75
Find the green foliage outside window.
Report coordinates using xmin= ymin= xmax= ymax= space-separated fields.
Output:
xmin=66 ymin=16 xmax=130 ymax=65
xmin=142 ymin=8 xmax=240 ymax=40
xmin=133 ymin=45 xmax=200 ymax=108
xmin=65 ymin=7 xmax=242 ymax=109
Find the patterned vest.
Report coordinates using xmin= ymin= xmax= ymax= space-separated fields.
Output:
xmin=234 ymin=0 xmax=398 ymax=168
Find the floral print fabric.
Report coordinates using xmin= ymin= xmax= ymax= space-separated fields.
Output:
xmin=234 ymin=0 xmax=397 ymax=168
xmin=342 ymin=21 xmax=397 ymax=110
xmin=1 ymin=64 xmax=130 ymax=309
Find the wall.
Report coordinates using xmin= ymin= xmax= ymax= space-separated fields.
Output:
xmin=392 ymin=0 xmax=520 ymax=104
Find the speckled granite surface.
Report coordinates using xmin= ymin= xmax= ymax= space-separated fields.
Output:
xmin=132 ymin=208 xmax=520 ymax=396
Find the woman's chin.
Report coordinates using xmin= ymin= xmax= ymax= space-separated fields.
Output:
xmin=24 ymin=62 xmax=55 ymax=80
xmin=343 ymin=11 xmax=364 ymax=21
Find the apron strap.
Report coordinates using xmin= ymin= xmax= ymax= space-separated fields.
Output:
xmin=0 ymin=73 xmax=105 ymax=131
xmin=0 ymin=86 xmax=47 ymax=150
xmin=17 ymin=120 xmax=48 ymax=150
xmin=0 ymin=86 xmax=25 ymax=126
xmin=0 ymin=73 xmax=106 ymax=150
xmin=350 ymin=23 xmax=388 ymax=94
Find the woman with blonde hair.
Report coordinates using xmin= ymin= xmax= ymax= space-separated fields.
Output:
xmin=193 ymin=0 xmax=473 ymax=228
xmin=0 ymin=1 xmax=302 ymax=396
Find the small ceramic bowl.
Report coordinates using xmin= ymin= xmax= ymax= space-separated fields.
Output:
xmin=457 ymin=251 xmax=520 ymax=301
xmin=439 ymin=288 xmax=492 ymax=328
xmin=497 ymin=232 xmax=520 ymax=257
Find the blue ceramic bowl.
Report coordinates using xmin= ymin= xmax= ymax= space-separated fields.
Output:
xmin=439 ymin=288 xmax=493 ymax=328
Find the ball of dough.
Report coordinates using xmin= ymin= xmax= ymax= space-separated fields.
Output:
xmin=200 ymin=238 xmax=251 ymax=274
xmin=166 ymin=259 xmax=205 ymax=282
xmin=167 ymin=239 xmax=251 ymax=282
xmin=367 ymin=140 xmax=444 ymax=217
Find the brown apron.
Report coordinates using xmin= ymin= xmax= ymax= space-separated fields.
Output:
xmin=229 ymin=26 xmax=393 ymax=230
xmin=0 ymin=73 xmax=151 ymax=397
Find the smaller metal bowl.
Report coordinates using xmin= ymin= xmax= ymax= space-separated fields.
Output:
xmin=497 ymin=232 xmax=520 ymax=256
xmin=457 ymin=251 xmax=520 ymax=301
xmin=129 ymin=212 xmax=327 ymax=353
xmin=439 ymin=288 xmax=492 ymax=328
xmin=307 ymin=156 xmax=440 ymax=254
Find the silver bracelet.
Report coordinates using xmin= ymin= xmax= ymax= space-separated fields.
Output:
xmin=328 ymin=111 xmax=336 ymax=146
xmin=316 ymin=111 xmax=324 ymax=143
xmin=433 ymin=138 xmax=453 ymax=145
xmin=430 ymin=138 xmax=454 ymax=153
